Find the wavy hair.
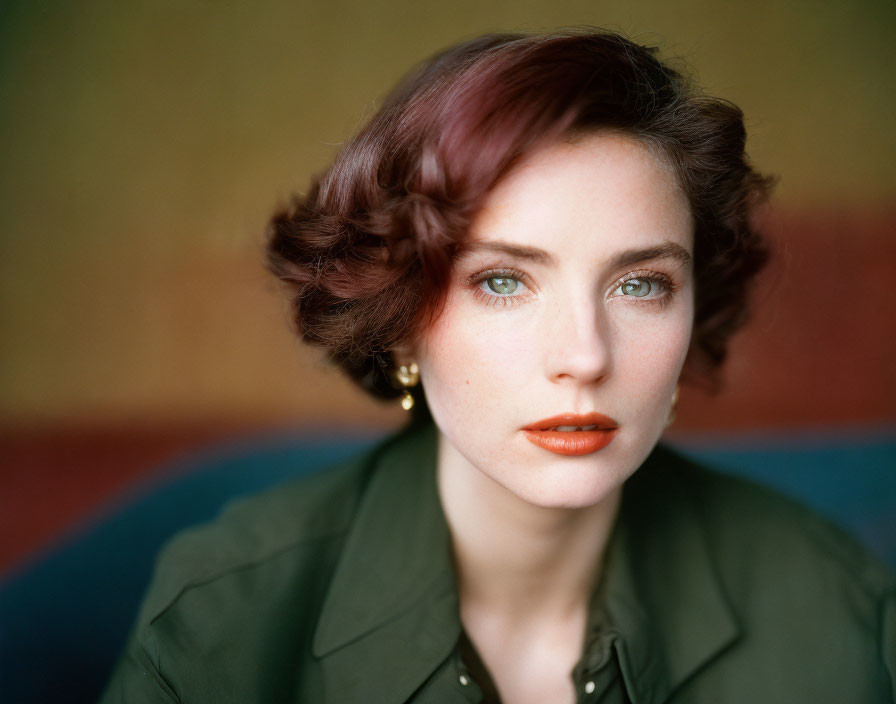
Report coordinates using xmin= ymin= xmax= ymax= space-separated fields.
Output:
xmin=267 ymin=28 xmax=772 ymax=402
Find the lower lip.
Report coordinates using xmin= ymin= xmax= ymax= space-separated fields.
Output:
xmin=522 ymin=428 xmax=618 ymax=456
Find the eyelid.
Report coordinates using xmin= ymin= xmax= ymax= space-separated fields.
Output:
xmin=466 ymin=267 xmax=533 ymax=288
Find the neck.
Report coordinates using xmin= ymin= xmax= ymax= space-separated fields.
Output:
xmin=436 ymin=433 xmax=621 ymax=621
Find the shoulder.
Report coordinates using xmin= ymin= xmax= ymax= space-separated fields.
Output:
xmin=650 ymin=445 xmax=895 ymax=680
xmin=629 ymin=445 xmax=896 ymax=700
xmin=678 ymin=446 xmax=884 ymax=596
xmin=104 ymin=424 xmax=438 ymax=702
xmin=655 ymin=444 xmax=895 ymax=599
xmin=135 ymin=441 xmax=377 ymax=628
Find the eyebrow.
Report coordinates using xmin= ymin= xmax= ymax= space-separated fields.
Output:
xmin=459 ymin=241 xmax=554 ymax=264
xmin=608 ymin=242 xmax=692 ymax=270
xmin=458 ymin=240 xmax=692 ymax=269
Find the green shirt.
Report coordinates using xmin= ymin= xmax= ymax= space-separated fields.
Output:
xmin=100 ymin=420 xmax=896 ymax=703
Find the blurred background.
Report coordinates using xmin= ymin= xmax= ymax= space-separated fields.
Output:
xmin=2 ymin=0 xmax=895 ymax=583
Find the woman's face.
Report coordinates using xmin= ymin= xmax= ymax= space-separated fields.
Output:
xmin=413 ymin=132 xmax=694 ymax=509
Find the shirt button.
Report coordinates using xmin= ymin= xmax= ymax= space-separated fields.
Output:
xmin=459 ymin=674 xmax=470 ymax=686
xmin=584 ymin=680 xmax=596 ymax=694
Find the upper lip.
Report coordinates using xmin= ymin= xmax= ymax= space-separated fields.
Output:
xmin=523 ymin=412 xmax=619 ymax=431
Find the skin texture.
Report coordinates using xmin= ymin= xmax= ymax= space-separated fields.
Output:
xmin=416 ymin=132 xmax=694 ymax=510
xmin=410 ymin=132 xmax=696 ymax=704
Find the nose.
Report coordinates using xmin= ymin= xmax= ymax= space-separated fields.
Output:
xmin=543 ymin=298 xmax=612 ymax=385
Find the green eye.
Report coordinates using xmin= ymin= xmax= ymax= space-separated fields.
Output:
xmin=622 ymin=278 xmax=652 ymax=297
xmin=487 ymin=276 xmax=518 ymax=295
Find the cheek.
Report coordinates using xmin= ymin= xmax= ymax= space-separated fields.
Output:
xmin=611 ymin=304 xmax=693 ymax=390
xmin=418 ymin=299 xmax=533 ymax=420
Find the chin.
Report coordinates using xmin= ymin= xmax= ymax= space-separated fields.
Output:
xmin=512 ymin=486 xmax=621 ymax=511
xmin=501 ymin=459 xmax=631 ymax=510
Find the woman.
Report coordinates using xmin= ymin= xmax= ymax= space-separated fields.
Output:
xmin=101 ymin=29 xmax=895 ymax=703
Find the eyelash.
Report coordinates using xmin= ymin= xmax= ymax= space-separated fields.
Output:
xmin=466 ymin=267 xmax=679 ymax=309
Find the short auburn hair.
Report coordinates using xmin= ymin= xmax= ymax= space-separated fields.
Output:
xmin=267 ymin=28 xmax=772 ymax=402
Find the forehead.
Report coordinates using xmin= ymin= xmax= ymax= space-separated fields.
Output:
xmin=467 ymin=132 xmax=693 ymax=255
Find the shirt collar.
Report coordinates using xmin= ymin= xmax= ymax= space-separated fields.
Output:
xmin=604 ymin=448 xmax=741 ymax=704
xmin=312 ymin=419 xmax=462 ymax=703
xmin=312 ymin=421 xmax=740 ymax=704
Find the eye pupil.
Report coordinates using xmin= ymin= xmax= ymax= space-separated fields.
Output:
xmin=487 ymin=276 xmax=518 ymax=295
xmin=623 ymin=279 xmax=651 ymax=297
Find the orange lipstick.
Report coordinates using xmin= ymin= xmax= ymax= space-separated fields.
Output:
xmin=522 ymin=412 xmax=618 ymax=456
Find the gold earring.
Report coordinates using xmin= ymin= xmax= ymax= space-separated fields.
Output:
xmin=666 ymin=383 xmax=680 ymax=427
xmin=395 ymin=362 xmax=419 ymax=411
